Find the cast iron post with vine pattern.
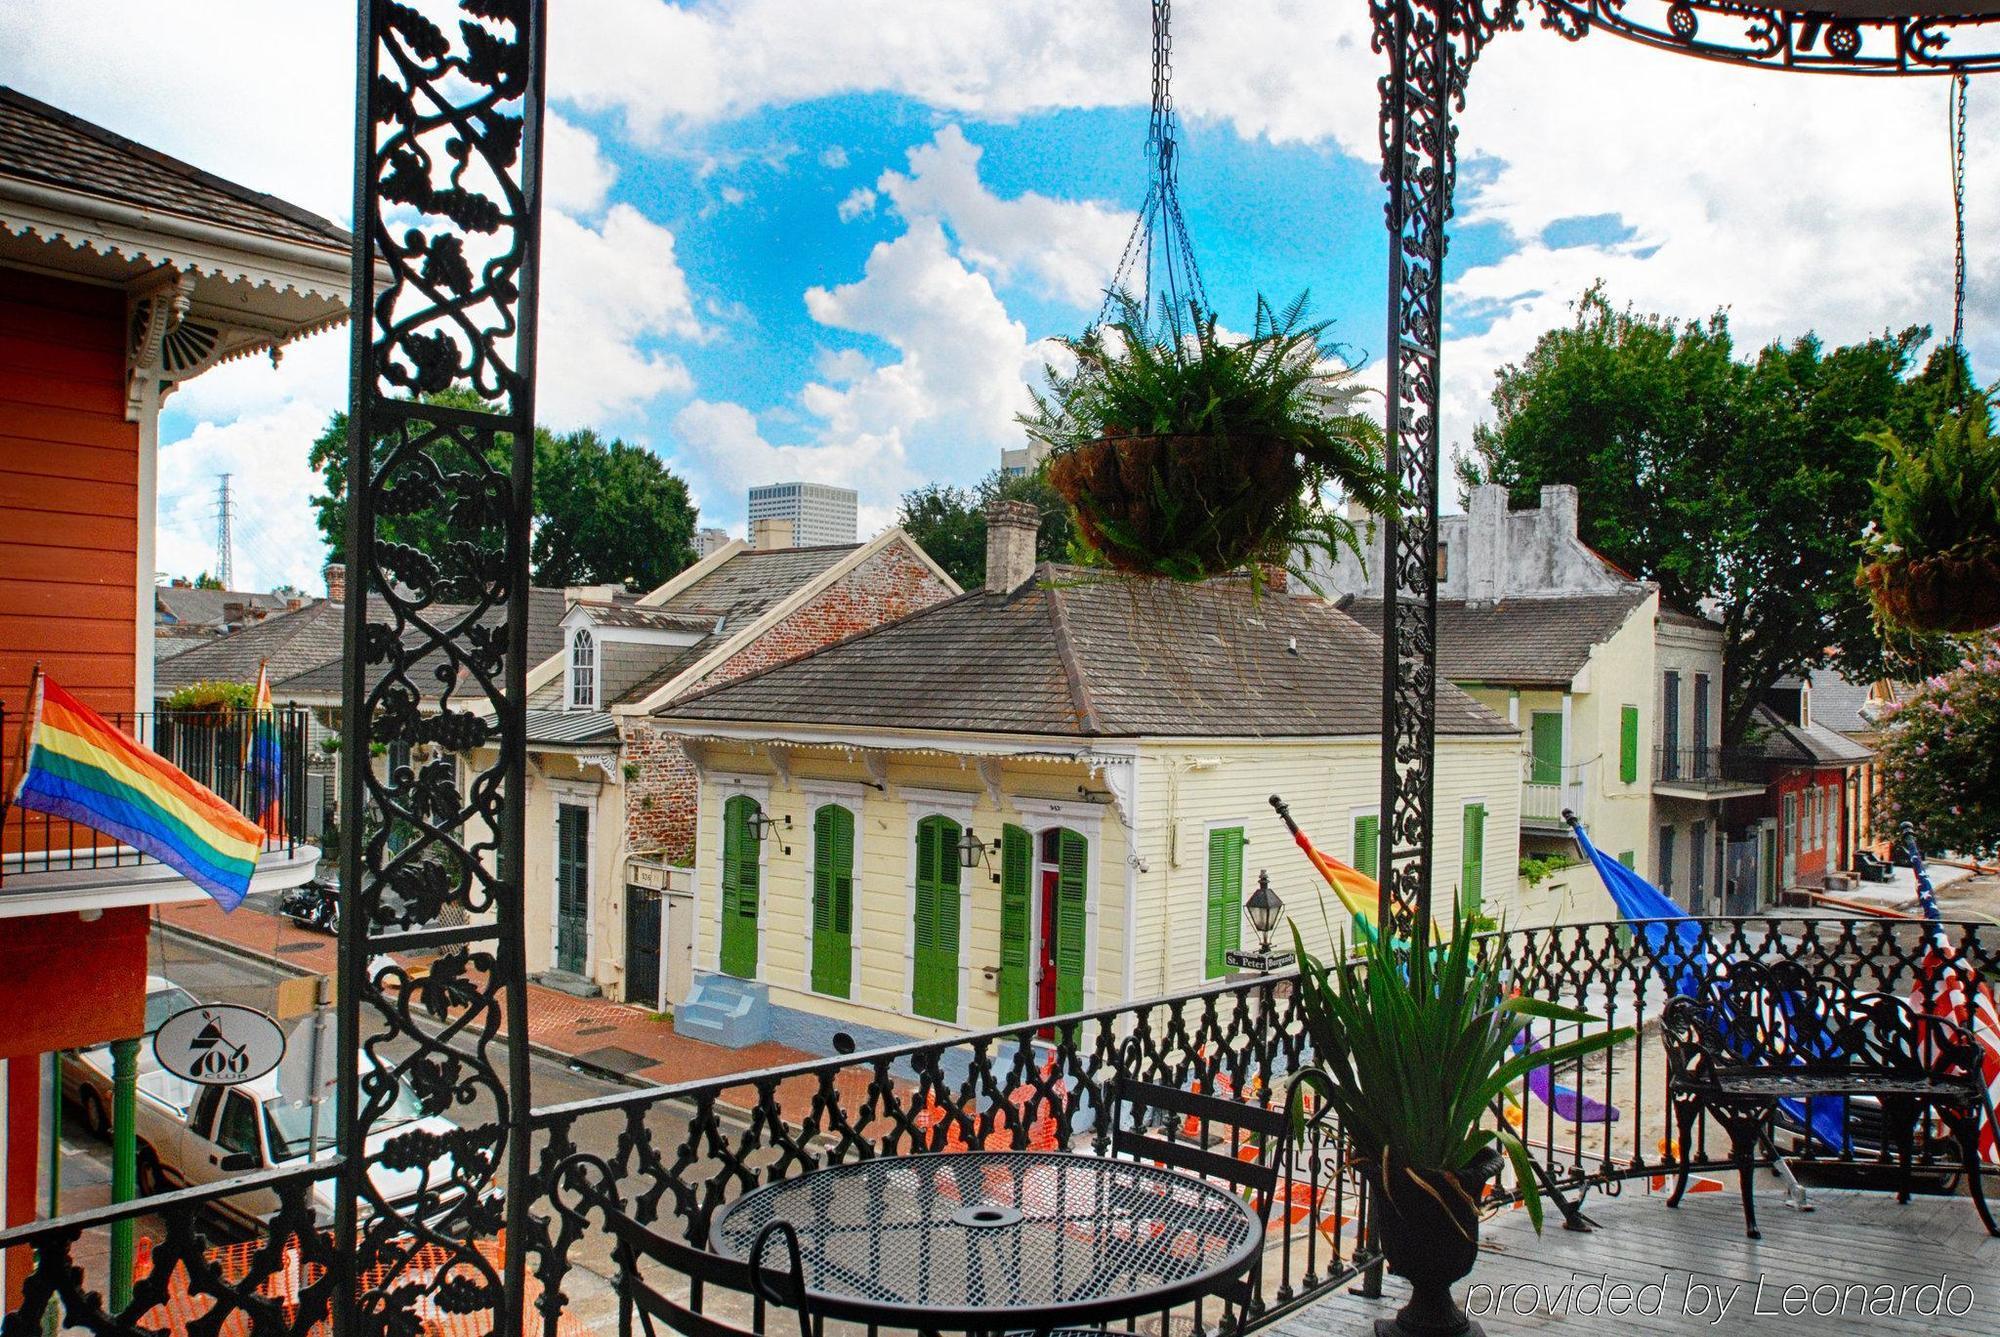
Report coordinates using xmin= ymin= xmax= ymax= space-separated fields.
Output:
xmin=1371 ymin=0 xmax=1518 ymax=944
xmin=337 ymin=4 xmax=546 ymax=1337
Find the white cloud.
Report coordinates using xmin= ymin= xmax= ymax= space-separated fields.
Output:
xmin=837 ymin=187 xmax=878 ymax=222
xmin=672 ymin=398 xmax=914 ymax=499
xmin=545 ymin=111 xmax=619 ymax=216
xmin=819 ymin=144 xmax=850 ymax=169
xmin=879 ymin=126 xmax=1130 ymax=308
xmin=155 ymin=395 xmax=340 ymax=594
xmin=538 ymin=203 xmax=704 ymax=428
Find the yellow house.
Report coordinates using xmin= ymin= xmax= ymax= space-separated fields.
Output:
xmin=652 ymin=504 xmax=1521 ymax=1048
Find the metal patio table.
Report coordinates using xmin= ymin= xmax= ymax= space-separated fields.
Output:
xmin=709 ymin=1150 xmax=1263 ymax=1332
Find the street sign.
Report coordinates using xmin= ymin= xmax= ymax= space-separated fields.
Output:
xmin=277 ymin=1010 xmax=339 ymax=1108
xmin=1225 ymin=948 xmax=1296 ymax=972
xmin=153 ymin=1004 xmax=286 ymax=1085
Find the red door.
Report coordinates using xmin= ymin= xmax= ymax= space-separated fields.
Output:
xmin=1036 ymin=865 xmax=1060 ymax=1022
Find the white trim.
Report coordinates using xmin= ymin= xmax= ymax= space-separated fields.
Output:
xmin=897 ymin=785 xmax=979 ymax=818
xmin=1010 ymin=813 xmax=1103 ymax=1016
xmin=1121 ymin=762 xmax=1141 ymax=1010
xmin=798 ymin=778 xmax=871 ymax=802
xmin=1007 ymin=793 xmax=1107 ymax=832
xmin=548 ymin=781 xmax=598 ymax=979
xmin=802 ymin=795 xmax=863 ymax=1002
xmin=629 ymin=529 xmax=961 ymax=714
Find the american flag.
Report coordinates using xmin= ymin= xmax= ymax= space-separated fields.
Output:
xmin=1902 ymin=828 xmax=2000 ymax=1163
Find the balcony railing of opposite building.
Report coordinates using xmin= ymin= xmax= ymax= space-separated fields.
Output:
xmin=1655 ymin=744 xmax=1765 ymax=790
xmin=0 ymin=703 xmax=320 ymax=879
xmin=1521 ymin=758 xmax=1591 ymax=823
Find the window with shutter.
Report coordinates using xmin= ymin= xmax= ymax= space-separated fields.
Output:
xmin=998 ymin=825 xmax=1031 ymax=1026
xmin=1352 ymin=813 xmax=1379 ymax=882
xmin=811 ymin=804 xmax=854 ymax=997
xmin=1205 ymin=827 xmax=1244 ymax=978
xmin=1054 ymin=828 xmax=1088 ymax=1015
xmin=1529 ymin=713 xmax=1563 ymax=787
xmin=719 ymin=794 xmax=759 ymax=979
xmin=1620 ymin=705 xmax=1640 ymax=784
xmin=912 ymin=815 xmax=961 ymax=1021
xmin=1459 ymin=805 xmax=1484 ymax=914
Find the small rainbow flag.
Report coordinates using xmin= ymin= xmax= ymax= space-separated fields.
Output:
xmin=9 ymin=672 xmax=263 ymax=909
xmin=244 ymin=661 xmax=285 ymax=838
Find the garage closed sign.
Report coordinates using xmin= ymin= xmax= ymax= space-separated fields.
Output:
xmin=153 ymin=1004 xmax=286 ymax=1085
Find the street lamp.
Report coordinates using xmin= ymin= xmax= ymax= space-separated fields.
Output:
xmin=1245 ymin=872 xmax=1284 ymax=954
xmin=958 ymin=826 xmax=1000 ymax=875
xmin=746 ymin=808 xmax=791 ymax=854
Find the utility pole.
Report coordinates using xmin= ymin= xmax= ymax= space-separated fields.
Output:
xmin=214 ymin=474 xmax=234 ymax=589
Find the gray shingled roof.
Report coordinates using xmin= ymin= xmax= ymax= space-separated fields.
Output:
xmin=1749 ymin=705 xmax=1874 ymax=767
xmin=660 ymin=567 xmax=1514 ymax=740
xmin=156 ymin=587 xmax=305 ymax=630
xmin=653 ymin=545 xmax=856 ymax=625
xmin=1342 ymin=588 xmax=1652 ymax=688
xmin=155 ymin=599 xmax=345 ymax=694
xmin=0 ymin=87 xmax=350 ymax=254
xmin=272 ymin=588 xmax=568 ymax=698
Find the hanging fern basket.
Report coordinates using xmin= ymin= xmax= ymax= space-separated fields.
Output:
xmin=1048 ymin=432 xmax=1300 ymax=580
xmin=1857 ymin=544 xmax=2000 ymax=634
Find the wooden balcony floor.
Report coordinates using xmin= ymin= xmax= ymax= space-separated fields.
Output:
xmin=1278 ymin=1180 xmax=1998 ymax=1335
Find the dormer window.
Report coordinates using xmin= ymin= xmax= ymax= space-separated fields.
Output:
xmin=570 ymin=628 xmax=597 ymax=709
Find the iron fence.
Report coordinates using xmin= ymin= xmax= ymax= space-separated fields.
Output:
xmin=4 ymin=914 xmax=1995 ymax=1337
xmin=0 ymin=703 xmax=315 ymax=879
xmin=1655 ymin=745 xmax=1765 ymax=789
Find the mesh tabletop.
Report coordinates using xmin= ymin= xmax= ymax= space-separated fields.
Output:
xmin=710 ymin=1151 xmax=1262 ymax=1328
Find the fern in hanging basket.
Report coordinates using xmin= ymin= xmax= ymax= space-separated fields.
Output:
xmin=1021 ymin=293 xmax=1392 ymax=582
xmin=1856 ymin=397 xmax=2000 ymax=634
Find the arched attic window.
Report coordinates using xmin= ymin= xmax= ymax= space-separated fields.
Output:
xmin=570 ymin=628 xmax=596 ymax=709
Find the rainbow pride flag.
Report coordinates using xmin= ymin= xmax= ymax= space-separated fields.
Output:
xmin=10 ymin=673 xmax=263 ymax=909
xmin=245 ymin=661 xmax=285 ymax=838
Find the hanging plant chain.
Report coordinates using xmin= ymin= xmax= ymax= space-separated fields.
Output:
xmin=1950 ymin=71 xmax=1969 ymax=356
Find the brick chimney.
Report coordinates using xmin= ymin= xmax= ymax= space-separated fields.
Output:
xmin=324 ymin=562 xmax=347 ymax=602
xmin=985 ymin=499 xmax=1040 ymax=594
xmin=1540 ymin=484 xmax=1580 ymax=537
xmin=750 ymin=517 xmax=794 ymax=550
xmin=1464 ymin=483 xmax=1508 ymax=605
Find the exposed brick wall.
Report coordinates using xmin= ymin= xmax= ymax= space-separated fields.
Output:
xmin=623 ymin=541 xmax=955 ymax=864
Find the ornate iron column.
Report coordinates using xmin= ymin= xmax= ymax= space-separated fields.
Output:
xmin=336 ymin=4 xmax=546 ymax=1336
xmin=1371 ymin=0 xmax=1516 ymax=943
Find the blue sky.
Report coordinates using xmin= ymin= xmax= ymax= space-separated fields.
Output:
xmin=5 ymin=1 xmax=1992 ymax=591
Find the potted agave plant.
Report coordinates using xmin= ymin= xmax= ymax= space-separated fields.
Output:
xmin=1292 ymin=912 xmax=1632 ymax=1337
xmin=1020 ymin=293 xmax=1391 ymax=583
xmin=1856 ymin=394 xmax=2000 ymax=634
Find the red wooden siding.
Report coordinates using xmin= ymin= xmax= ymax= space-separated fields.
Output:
xmin=0 ymin=266 xmax=140 ymax=857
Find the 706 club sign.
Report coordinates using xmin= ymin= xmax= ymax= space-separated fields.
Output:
xmin=153 ymin=1004 xmax=286 ymax=1085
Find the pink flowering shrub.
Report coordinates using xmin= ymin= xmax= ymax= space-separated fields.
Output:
xmin=1875 ymin=645 xmax=2000 ymax=856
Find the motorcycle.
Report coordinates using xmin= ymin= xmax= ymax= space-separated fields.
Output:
xmin=278 ymin=880 xmax=339 ymax=934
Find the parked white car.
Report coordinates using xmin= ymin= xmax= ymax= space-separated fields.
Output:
xmin=59 ymin=974 xmax=199 ymax=1139
xmin=132 ymin=1066 xmax=461 ymax=1227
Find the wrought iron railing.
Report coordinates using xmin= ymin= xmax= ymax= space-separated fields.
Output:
xmin=4 ymin=915 xmax=1994 ymax=1337
xmin=1655 ymin=744 xmax=1764 ymax=789
xmin=0 ymin=703 xmax=315 ymax=880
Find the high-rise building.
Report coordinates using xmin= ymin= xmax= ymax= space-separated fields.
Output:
xmin=695 ymin=527 xmax=732 ymax=558
xmin=746 ymin=481 xmax=857 ymax=547
xmin=1000 ymin=441 xmax=1052 ymax=478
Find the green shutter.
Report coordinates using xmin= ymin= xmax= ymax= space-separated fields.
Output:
xmin=1620 ymin=705 xmax=1640 ymax=784
xmin=1352 ymin=814 xmax=1380 ymax=883
xmin=1618 ymin=850 xmax=1636 ymax=870
xmin=811 ymin=805 xmax=854 ymax=997
xmin=997 ymin=825 xmax=1032 ymax=1026
xmin=1460 ymin=804 xmax=1485 ymax=914
xmin=1054 ymin=829 xmax=1089 ymax=1015
xmin=1530 ymin=713 xmax=1563 ymax=787
xmin=1206 ymin=827 xmax=1244 ymax=978
xmin=912 ymin=816 xmax=961 ymax=1022
xmin=720 ymin=795 xmax=759 ymax=979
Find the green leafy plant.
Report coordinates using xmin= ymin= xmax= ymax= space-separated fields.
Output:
xmin=1874 ymin=647 xmax=2000 ymax=858
xmin=1518 ymin=853 xmax=1577 ymax=885
xmin=1857 ymin=399 xmax=2000 ymax=633
xmin=1290 ymin=907 xmax=1633 ymax=1232
xmin=1020 ymin=293 xmax=1391 ymax=582
xmin=164 ymin=680 xmax=254 ymax=713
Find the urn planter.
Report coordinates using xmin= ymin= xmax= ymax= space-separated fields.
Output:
xmin=1363 ymin=1146 xmax=1505 ymax=1337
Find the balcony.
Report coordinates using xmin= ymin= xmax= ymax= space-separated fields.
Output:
xmin=1521 ymin=758 xmax=1590 ymax=830
xmin=1 ymin=704 xmax=325 ymax=904
xmin=8 ymin=914 xmax=1990 ymax=1337
xmin=1654 ymin=744 xmax=1767 ymax=800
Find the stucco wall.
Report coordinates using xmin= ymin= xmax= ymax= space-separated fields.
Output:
xmin=690 ymin=743 xmax=1127 ymax=1040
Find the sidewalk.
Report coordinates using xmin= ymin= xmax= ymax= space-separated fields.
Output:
xmin=155 ymin=898 xmax=818 ymax=1091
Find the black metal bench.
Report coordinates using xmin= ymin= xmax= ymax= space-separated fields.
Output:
xmin=1660 ymin=958 xmax=1998 ymax=1239
xmin=1854 ymin=850 xmax=1896 ymax=883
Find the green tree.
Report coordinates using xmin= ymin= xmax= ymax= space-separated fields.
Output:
xmin=895 ymin=468 xmax=1077 ymax=589
xmin=1875 ymin=648 xmax=2000 ymax=857
xmin=192 ymin=571 xmax=224 ymax=590
xmin=307 ymin=392 xmax=699 ymax=592
xmin=1458 ymin=286 xmax=1960 ymax=744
